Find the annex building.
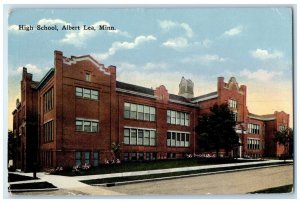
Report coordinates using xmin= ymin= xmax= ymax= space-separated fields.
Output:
xmin=12 ymin=50 xmax=290 ymax=171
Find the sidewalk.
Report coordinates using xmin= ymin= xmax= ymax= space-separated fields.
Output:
xmin=9 ymin=159 xmax=292 ymax=195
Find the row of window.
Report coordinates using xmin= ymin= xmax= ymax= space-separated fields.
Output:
xmin=76 ymin=119 xmax=99 ymax=132
xmin=228 ymin=99 xmax=238 ymax=109
xmin=123 ymin=152 xmax=157 ymax=161
xmin=41 ymin=151 xmax=53 ymax=167
xmin=44 ymin=88 xmax=53 ymax=113
xmin=247 ymin=139 xmax=261 ymax=150
xmin=248 ymin=123 xmax=260 ymax=134
xmin=167 ymin=131 xmax=190 ymax=147
xmin=75 ymin=87 xmax=99 ymax=100
xmin=124 ymin=128 xmax=156 ymax=146
xmin=44 ymin=120 xmax=54 ymax=143
xmin=167 ymin=110 xmax=190 ymax=126
xmin=124 ymin=103 xmax=156 ymax=121
xmin=75 ymin=151 xmax=99 ymax=166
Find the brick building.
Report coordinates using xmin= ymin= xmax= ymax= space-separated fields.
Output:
xmin=12 ymin=50 xmax=290 ymax=171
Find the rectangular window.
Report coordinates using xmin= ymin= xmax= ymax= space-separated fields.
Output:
xmin=137 ymin=105 xmax=144 ymax=120
xmin=84 ymin=121 xmax=91 ymax=132
xmin=176 ymin=112 xmax=181 ymax=125
xmin=130 ymin=104 xmax=137 ymax=119
xmin=76 ymin=87 xmax=83 ymax=97
xmin=91 ymin=90 xmax=98 ymax=100
xmin=171 ymin=111 xmax=176 ymax=124
xmin=124 ymin=128 xmax=130 ymax=144
xmin=86 ymin=72 xmax=91 ymax=82
xmin=84 ymin=152 xmax=90 ymax=164
xmin=167 ymin=132 xmax=171 ymax=147
xmin=150 ymin=107 xmax=156 ymax=121
xmin=185 ymin=113 xmax=190 ymax=126
xmin=171 ymin=132 xmax=176 ymax=146
xmin=229 ymin=99 xmax=237 ymax=109
xmin=150 ymin=131 xmax=156 ymax=146
xmin=248 ymin=123 xmax=260 ymax=134
xmin=76 ymin=120 xmax=83 ymax=131
xmin=44 ymin=88 xmax=54 ymax=112
xmin=83 ymin=89 xmax=91 ymax=98
xmin=75 ymin=152 xmax=81 ymax=166
xmin=93 ymin=152 xmax=99 ymax=167
xmin=180 ymin=112 xmax=185 ymax=126
xmin=144 ymin=130 xmax=150 ymax=146
xmin=176 ymin=133 xmax=181 ymax=146
xmin=44 ymin=120 xmax=54 ymax=143
xmin=124 ymin=103 xmax=130 ymax=119
xmin=144 ymin=106 xmax=150 ymax=121
xmin=167 ymin=110 xmax=171 ymax=124
xmin=181 ymin=133 xmax=185 ymax=147
xmin=124 ymin=152 xmax=129 ymax=161
xmin=130 ymin=152 xmax=137 ymax=161
xmin=185 ymin=134 xmax=190 ymax=147
xmin=138 ymin=129 xmax=143 ymax=145
xmin=138 ymin=152 xmax=144 ymax=160
xmin=91 ymin=122 xmax=98 ymax=132
xmin=131 ymin=129 xmax=137 ymax=145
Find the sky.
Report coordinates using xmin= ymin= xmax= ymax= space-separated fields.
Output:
xmin=7 ymin=7 xmax=294 ymax=130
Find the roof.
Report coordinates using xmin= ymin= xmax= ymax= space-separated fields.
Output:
xmin=35 ymin=68 xmax=55 ymax=89
xmin=116 ymin=81 xmax=154 ymax=96
xmin=191 ymin=91 xmax=218 ymax=102
xmin=248 ymin=112 xmax=276 ymax=121
xmin=169 ymin=94 xmax=191 ymax=103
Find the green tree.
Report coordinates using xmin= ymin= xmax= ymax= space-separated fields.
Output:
xmin=274 ymin=128 xmax=293 ymax=160
xmin=196 ymin=103 xmax=239 ymax=158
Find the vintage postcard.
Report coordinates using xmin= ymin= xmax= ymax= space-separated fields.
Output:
xmin=5 ymin=6 xmax=294 ymax=197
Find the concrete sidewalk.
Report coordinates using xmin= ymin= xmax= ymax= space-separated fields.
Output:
xmin=9 ymin=159 xmax=292 ymax=195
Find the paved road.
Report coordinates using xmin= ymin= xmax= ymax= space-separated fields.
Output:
xmin=105 ymin=165 xmax=294 ymax=195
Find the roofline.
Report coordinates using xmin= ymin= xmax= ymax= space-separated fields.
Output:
xmin=35 ymin=68 xmax=55 ymax=89
xmin=248 ymin=114 xmax=275 ymax=121
xmin=116 ymin=88 xmax=156 ymax=99
xmin=191 ymin=93 xmax=218 ymax=103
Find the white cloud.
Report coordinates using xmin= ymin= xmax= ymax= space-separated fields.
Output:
xmin=224 ymin=25 xmax=242 ymax=36
xmin=159 ymin=20 xmax=193 ymax=38
xmin=16 ymin=64 xmax=43 ymax=75
xmin=8 ymin=24 xmax=31 ymax=33
xmin=60 ymin=20 xmax=129 ymax=47
xmin=37 ymin=18 xmax=70 ymax=25
xmin=118 ymin=62 xmax=169 ymax=72
xmin=181 ymin=54 xmax=227 ymax=64
xmin=239 ymin=68 xmax=282 ymax=82
xmin=202 ymin=39 xmax=213 ymax=48
xmin=92 ymin=35 xmax=156 ymax=60
xmin=251 ymin=49 xmax=283 ymax=60
xmin=162 ymin=37 xmax=188 ymax=49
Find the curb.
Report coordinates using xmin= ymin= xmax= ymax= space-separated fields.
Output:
xmin=91 ymin=163 xmax=292 ymax=187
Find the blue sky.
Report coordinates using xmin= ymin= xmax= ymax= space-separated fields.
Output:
xmin=7 ymin=7 xmax=293 ymax=129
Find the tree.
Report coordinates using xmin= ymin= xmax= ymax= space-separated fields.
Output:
xmin=274 ymin=128 xmax=293 ymax=159
xmin=8 ymin=130 xmax=16 ymax=169
xmin=196 ymin=103 xmax=239 ymax=158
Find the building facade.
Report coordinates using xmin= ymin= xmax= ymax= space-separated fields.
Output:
xmin=12 ymin=51 xmax=290 ymax=171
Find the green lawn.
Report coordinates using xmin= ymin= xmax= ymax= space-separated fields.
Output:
xmin=250 ymin=184 xmax=293 ymax=194
xmin=59 ymin=158 xmax=261 ymax=176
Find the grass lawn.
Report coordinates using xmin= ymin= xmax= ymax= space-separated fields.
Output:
xmin=250 ymin=184 xmax=293 ymax=193
xmin=9 ymin=182 xmax=56 ymax=190
xmin=8 ymin=173 xmax=38 ymax=182
xmin=81 ymin=161 xmax=286 ymax=185
xmin=59 ymin=158 xmax=261 ymax=176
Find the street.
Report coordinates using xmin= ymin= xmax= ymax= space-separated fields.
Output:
xmin=11 ymin=165 xmax=293 ymax=196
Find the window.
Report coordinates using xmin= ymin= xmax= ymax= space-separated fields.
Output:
xmin=138 ymin=129 xmax=143 ymax=145
xmin=279 ymin=125 xmax=286 ymax=131
xmin=131 ymin=129 xmax=137 ymax=145
xmin=167 ymin=131 xmax=190 ymax=148
xmin=93 ymin=152 xmax=99 ymax=167
xmin=91 ymin=90 xmax=98 ymax=100
xmin=86 ymin=72 xmax=91 ymax=81
xmin=75 ymin=152 xmax=81 ymax=166
xmin=124 ymin=129 xmax=130 ymax=144
xmin=144 ymin=130 xmax=150 ymax=146
xmin=44 ymin=88 xmax=53 ymax=112
xmin=247 ymin=139 xmax=260 ymax=150
xmin=76 ymin=87 xmax=83 ymax=97
xmin=44 ymin=120 xmax=54 ymax=143
xmin=229 ymin=99 xmax=237 ymax=109
xmin=84 ymin=152 xmax=90 ymax=164
xmin=124 ymin=103 xmax=130 ymax=119
xmin=76 ymin=120 xmax=83 ymax=131
xmin=76 ymin=87 xmax=99 ymax=100
xmin=124 ymin=103 xmax=156 ymax=122
xmin=76 ymin=119 xmax=99 ymax=132
xmin=124 ymin=127 xmax=156 ymax=146
xmin=150 ymin=131 xmax=156 ymax=146
xmin=248 ymin=123 xmax=260 ymax=134
xmin=167 ymin=110 xmax=190 ymax=126
xmin=232 ymin=112 xmax=238 ymax=122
